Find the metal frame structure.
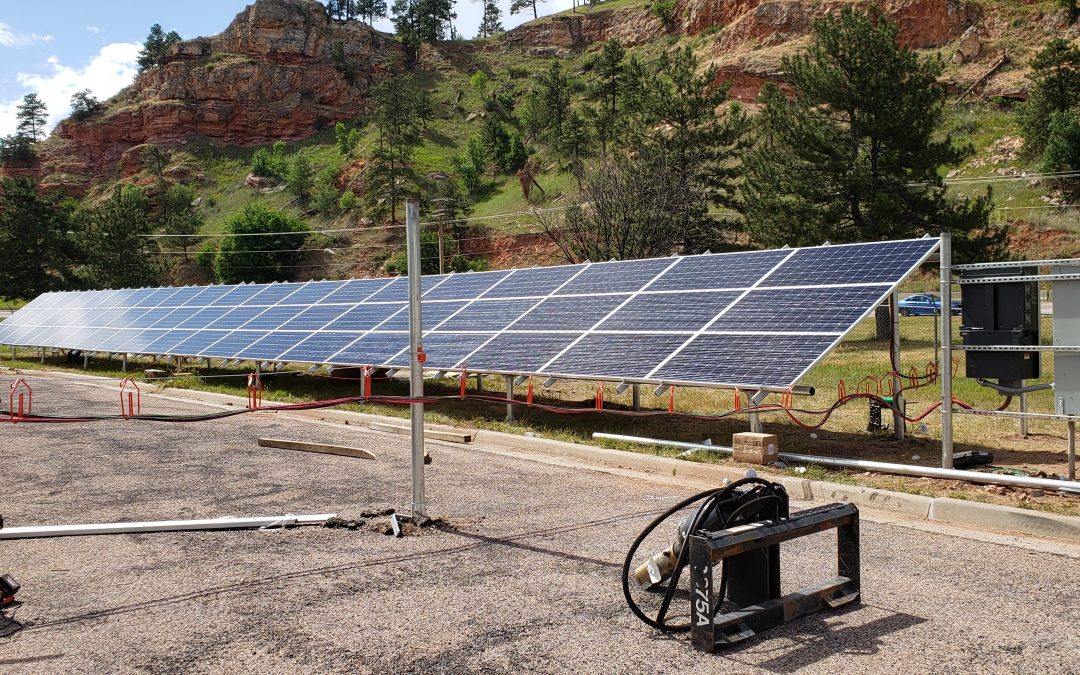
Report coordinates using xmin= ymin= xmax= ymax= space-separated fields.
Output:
xmin=942 ymin=248 xmax=1080 ymax=479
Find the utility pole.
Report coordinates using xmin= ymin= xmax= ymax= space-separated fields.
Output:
xmin=406 ymin=197 xmax=427 ymax=520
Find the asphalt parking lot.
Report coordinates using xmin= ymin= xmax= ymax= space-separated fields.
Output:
xmin=1 ymin=375 xmax=1079 ymax=673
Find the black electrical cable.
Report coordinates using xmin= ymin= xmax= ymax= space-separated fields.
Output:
xmin=620 ymin=478 xmax=778 ymax=633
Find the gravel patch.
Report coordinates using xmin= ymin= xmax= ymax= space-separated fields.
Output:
xmin=1 ymin=376 xmax=1078 ymax=673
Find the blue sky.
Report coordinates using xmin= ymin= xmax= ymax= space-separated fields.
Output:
xmin=0 ymin=0 xmax=571 ymax=136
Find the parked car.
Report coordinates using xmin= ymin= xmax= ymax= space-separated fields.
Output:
xmin=897 ymin=293 xmax=961 ymax=316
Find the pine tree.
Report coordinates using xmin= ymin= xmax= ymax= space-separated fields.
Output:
xmin=477 ymin=0 xmax=503 ymax=37
xmin=742 ymin=7 xmax=1005 ymax=261
xmin=558 ymin=109 xmax=591 ymax=184
xmin=365 ymin=77 xmax=425 ymax=224
xmin=1017 ymin=39 xmax=1080 ymax=155
xmin=137 ymin=24 xmax=181 ymax=71
xmin=356 ymin=0 xmax=388 ymax=25
xmin=0 ymin=177 xmax=78 ymax=299
xmin=392 ymin=0 xmax=422 ymax=62
xmin=15 ymin=93 xmax=48 ymax=142
xmin=538 ymin=61 xmax=570 ymax=135
xmin=78 ymin=185 xmax=163 ymax=289
xmin=509 ymin=0 xmax=545 ymax=20
xmin=586 ymin=39 xmax=625 ymax=153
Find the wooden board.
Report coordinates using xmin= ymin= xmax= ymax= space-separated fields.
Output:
xmin=365 ymin=422 xmax=475 ymax=444
xmin=257 ymin=438 xmax=376 ymax=460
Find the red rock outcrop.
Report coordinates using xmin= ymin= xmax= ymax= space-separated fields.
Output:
xmin=8 ymin=0 xmax=401 ymax=192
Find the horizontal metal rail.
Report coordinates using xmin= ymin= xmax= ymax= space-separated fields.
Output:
xmin=952 ymin=344 xmax=1080 ymax=352
xmin=0 ymin=513 xmax=336 ymax=540
xmin=953 ymin=258 xmax=1080 ymax=271
xmin=957 ymin=273 xmax=1080 ymax=284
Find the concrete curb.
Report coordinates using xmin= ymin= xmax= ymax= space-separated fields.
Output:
xmin=12 ymin=369 xmax=1080 ymax=543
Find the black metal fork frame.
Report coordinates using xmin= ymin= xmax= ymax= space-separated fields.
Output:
xmin=689 ymin=503 xmax=861 ymax=652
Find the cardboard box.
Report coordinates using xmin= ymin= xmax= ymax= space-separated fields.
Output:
xmin=732 ymin=432 xmax=779 ymax=465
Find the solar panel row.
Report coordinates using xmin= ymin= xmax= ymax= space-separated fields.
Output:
xmin=0 ymin=239 xmax=939 ymax=389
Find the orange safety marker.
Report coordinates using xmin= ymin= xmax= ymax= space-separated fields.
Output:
xmin=595 ymin=382 xmax=604 ymax=412
xmin=459 ymin=365 xmax=468 ymax=400
xmin=119 ymin=378 xmax=141 ymax=418
xmin=856 ymin=375 xmax=880 ymax=396
xmin=668 ymin=386 xmax=676 ymax=415
xmin=734 ymin=387 xmax=741 ymax=412
xmin=247 ymin=372 xmax=263 ymax=411
xmin=780 ymin=386 xmax=794 ymax=410
xmin=363 ymin=366 xmax=372 ymax=400
xmin=836 ymin=379 xmax=847 ymax=400
xmin=9 ymin=378 xmax=31 ymax=421
xmin=527 ymin=376 xmax=535 ymax=406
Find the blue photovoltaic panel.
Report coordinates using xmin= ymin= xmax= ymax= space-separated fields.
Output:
xmin=462 ymin=333 xmax=580 ymax=372
xmin=379 ymin=301 xmax=468 ymax=331
xmin=1 ymin=237 xmax=938 ymax=391
xmin=325 ymin=304 xmax=403 ymax=331
xmin=332 ymin=332 xmax=410 ymax=365
xmin=278 ymin=332 xmax=360 ymax=363
xmin=557 ymin=258 xmax=673 ymax=295
xmin=483 ymin=265 xmax=585 ymax=299
xmin=597 ymin=292 xmax=742 ymax=332
xmin=434 ymin=299 xmax=538 ymax=332
xmin=547 ymin=334 xmax=689 ymax=378
xmin=649 ymin=250 xmax=790 ymax=292
xmin=654 ymin=334 xmax=838 ymax=388
xmin=423 ymin=270 xmax=509 ymax=300
xmin=512 ymin=295 xmax=629 ymax=331
xmin=710 ymin=286 xmax=888 ymax=333
xmin=762 ymin=240 xmax=936 ymax=287
xmin=409 ymin=333 xmax=493 ymax=369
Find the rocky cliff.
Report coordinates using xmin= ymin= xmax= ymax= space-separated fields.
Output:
xmin=18 ymin=0 xmax=400 ymax=195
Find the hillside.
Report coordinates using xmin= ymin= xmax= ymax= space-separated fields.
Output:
xmin=3 ymin=0 xmax=1080 ymax=280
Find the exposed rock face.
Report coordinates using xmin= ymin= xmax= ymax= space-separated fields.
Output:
xmin=9 ymin=0 xmax=401 ymax=194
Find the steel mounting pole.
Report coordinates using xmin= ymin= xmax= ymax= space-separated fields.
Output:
xmin=1068 ymin=419 xmax=1076 ymax=482
xmin=940 ymin=231 xmax=954 ymax=469
xmin=505 ymin=375 xmax=515 ymax=422
xmin=407 ymin=197 xmax=427 ymax=521
xmin=890 ymin=290 xmax=905 ymax=440
xmin=632 ymin=384 xmax=641 ymax=412
xmin=749 ymin=391 xmax=769 ymax=433
xmin=1019 ymin=386 xmax=1028 ymax=438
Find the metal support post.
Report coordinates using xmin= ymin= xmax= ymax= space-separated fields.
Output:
xmin=1069 ymin=420 xmax=1076 ymax=482
xmin=940 ymin=231 xmax=954 ymax=469
xmin=632 ymin=384 xmax=641 ymax=412
xmin=406 ymin=197 xmax=427 ymax=520
xmin=749 ymin=391 xmax=769 ymax=433
xmin=505 ymin=375 xmax=515 ymax=422
xmin=83 ymin=353 xmax=89 ymax=370
xmin=1019 ymin=388 xmax=1028 ymax=438
xmin=476 ymin=373 xmax=483 ymax=393
xmin=39 ymin=348 xmax=45 ymax=364
xmin=890 ymin=291 xmax=905 ymax=440
xmin=122 ymin=354 xmax=128 ymax=373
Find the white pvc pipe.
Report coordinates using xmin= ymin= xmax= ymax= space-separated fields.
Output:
xmin=0 ymin=513 xmax=337 ymax=540
xmin=592 ymin=433 xmax=1080 ymax=494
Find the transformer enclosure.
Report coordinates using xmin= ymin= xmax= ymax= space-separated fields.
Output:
xmin=960 ymin=266 xmax=1041 ymax=384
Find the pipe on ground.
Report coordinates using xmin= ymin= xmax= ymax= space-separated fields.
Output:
xmin=0 ymin=513 xmax=337 ymax=540
xmin=592 ymin=433 xmax=1080 ymax=495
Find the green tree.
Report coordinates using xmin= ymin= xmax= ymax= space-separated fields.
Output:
xmin=69 ymin=90 xmax=103 ymax=122
xmin=0 ymin=135 xmax=34 ymax=163
xmin=477 ymin=0 xmax=503 ymax=37
xmin=287 ymin=153 xmax=315 ymax=198
xmin=509 ymin=0 xmax=545 ymax=20
xmin=742 ymin=7 xmax=1004 ymax=261
xmin=213 ymin=204 xmax=310 ymax=284
xmin=453 ymin=136 xmax=489 ymax=193
xmin=391 ymin=0 xmax=422 ymax=63
xmin=355 ymin=0 xmax=389 ymax=25
xmin=251 ymin=141 xmax=289 ymax=180
xmin=558 ymin=109 xmax=592 ymax=183
xmin=0 ymin=177 xmax=79 ymax=299
xmin=137 ymin=24 xmax=182 ymax=72
xmin=518 ymin=90 xmax=547 ymax=142
xmin=365 ymin=76 xmax=425 ymax=223
xmin=538 ymin=61 xmax=571 ymax=135
xmin=1017 ymin=39 xmax=1080 ymax=155
xmin=1040 ymin=109 xmax=1080 ymax=174
xmin=335 ymin=122 xmax=362 ymax=156
xmin=586 ymin=39 xmax=625 ymax=153
xmin=15 ymin=93 xmax=48 ymax=142
xmin=161 ymin=183 xmax=203 ymax=262
xmin=141 ymin=144 xmax=170 ymax=180
xmin=78 ymin=185 xmax=163 ymax=288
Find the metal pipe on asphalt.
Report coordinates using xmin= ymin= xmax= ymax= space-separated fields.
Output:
xmin=592 ymin=433 xmax=1080 ymax=494
xmin=0 ymin=513 xmax=337 ymax=540
xmin=940 ymin=231 xmax=954 ymax=469
xmin=406 ymin=197 xmax=426 ymax=521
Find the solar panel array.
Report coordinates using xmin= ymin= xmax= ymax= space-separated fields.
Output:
xmin=0 ymin=238 xmax=939 ymax=390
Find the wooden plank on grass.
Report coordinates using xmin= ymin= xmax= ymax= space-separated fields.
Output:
xmin=257 ymin=438 xmax=376 ymax=460
xmin=365 ymin=422 xmax=475 ymax=444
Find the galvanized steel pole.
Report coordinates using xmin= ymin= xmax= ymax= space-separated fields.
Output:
xmin=406 ymin=198 xmax=427 ymax=520
xmin=890 ymin=290 xmax=905 ymax=440
xmin=940 ymin=232 xmax=954 ymax=469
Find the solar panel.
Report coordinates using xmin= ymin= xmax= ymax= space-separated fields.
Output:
xmin=0 ymin=238 xmax=939 ymax=392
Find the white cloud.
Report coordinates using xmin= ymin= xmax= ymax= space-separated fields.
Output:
xmin=0 ymin=42 xmax=140 ymax=137
xmin=86 ymin=26 xmax=102 ymax=35
xmin=0 ymin=23 xmax=53 ymax=48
